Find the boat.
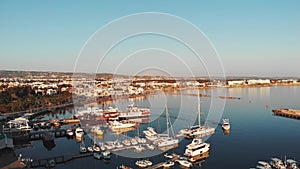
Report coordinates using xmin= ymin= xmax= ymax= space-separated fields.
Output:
xmin=184 ymin=138 xmax=210 ymax=160
xmin=115 ymin=141 xmax=124 ymax=148
xmin=131 ymin=138 xmax=138 ymax=145
xmin=256 ymin=161 xmax=272 ymax=169
xmin=99 ymin=142 xmax=106 ymax=151
xmin=119 ymin=164 xmax=133 ymax=169
xmin=134 ymin=145 xmax=145 ymax=153
xmin=163 ymin=161 xmax=175 ymax=168
xmin=93 ymin=152 xmax=102 ymax=159
xmin=222 ymin=118 xmax=231 ymax=130
xmin=122 ymin=139 xmax=131 ymax=146
xmin=87 ymin=146 xmax=93 ymax=152
xmin=164 ymin=153 xmax=173 ymax=159
xmin=118 ymin=103 xmax=150 ymax=120
xmin=286 ymin=159 xmax=298 ymax=169
xmin=182 ymin=91 xmax=215 ymax=138
xmin=104 ymin=141 xmax=115 ymax=150
xmin=7 ymin=117 xmax=31 ymax=130
xmin=135 ymin=159 xmax=152 ymax=168
xmin=109 ymin=120 xmax=136 ymax=130
xmin=156 ymin=105 xmax=178 ymax=147
xmin=270 ymin=158 xmax=286 ymax=169
xmin=92 ymin=144 xmax=101 ymax=152
xmin=102 ymin=150 xmax=111 ymax=160
xmin=66 ymin=128 xmax=74 ymax=138
xmin=80 ymin=144 xmax=87 ymax=153
xmin=75 ymin=127 xmax=84 ymax=138
xmin=145 ymin=144 xmax=155 ymax=150
xmin=178 ymin=157 xmax=193 ymax=168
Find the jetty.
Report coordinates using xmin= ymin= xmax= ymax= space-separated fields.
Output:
xmin=272 ymin=108 xmax=300 ymax=120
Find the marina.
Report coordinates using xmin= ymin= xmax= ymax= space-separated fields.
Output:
xmin=1 ymin=86 xmax=300 ymax=169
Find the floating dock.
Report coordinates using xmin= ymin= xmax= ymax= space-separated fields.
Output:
xmin=272 ymin=108 xmax=300 ymax=120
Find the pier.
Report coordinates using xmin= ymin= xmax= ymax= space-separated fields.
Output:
xmin=272 ymin=108 xmax=300 ymax=120
xmin=29 ymin=129 xmax=67 ymax=140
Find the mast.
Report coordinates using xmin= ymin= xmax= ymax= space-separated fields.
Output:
xmin=166 ymin=105 xmax=170 ymax=137
xmin=197 ymin=90 xmax=201 ymax=127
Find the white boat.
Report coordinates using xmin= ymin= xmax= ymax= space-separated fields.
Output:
xmin=93 ymin=152 xmax=102 ymax=159
xmin=178 ymin=158 xmax=192 ymax=168
xmin=222 ymin=118 xmax=231 ymax=130
xmin=104 ymin=141 xmax=115 ymax=150
xmin=102 ymin=150 xmax=111 ymax=160
xmin=75 ymin=128 xmax=84 ymax=138
xmin=184 ymin=138 xmax=210 ymax=158
xmin=92 ymin=144 xmax=101 ymax=152
xmin=145 ymin=144 xmax=155 ymax=150
xmin=119 ymin=103 xmax=150 ymax=119
xmin=134 ymin=145 xmax=145 ymax=153
xmin=140 ymin=137 xmax=147 ymax=144
xmin=156 ymin=105 xmax=178 ymax=147
xmin=163 ymin=161 xmax=174 ymax=168
xmin=183 ymin=91 xmax=215 ymax=138
xmin=99 ymin=142 xmax=106 ymax=151
xmin=131 ymin=138 xmax=138 ymax=145
xmin=115 ymin=141 xmax=124 ymax=148
xmin=7 ymin=117 xmax=31 ymax=130
xmin=286 ymin=159 xmax=298 ymax=169
xmin=135 ymin=159 xmax=152 ymax=168
xmin=80 ymin=144 xmax=87 ymax=153
xmin=109 ymin=120 xmax=136 ymax=130
xmin=270 ymin=158 xmax=286 ymax=169
xmin=66 ymin=128 xmax=74 ymax=137
xmin=256 ymin=161 xmax=272 ymax=169
xmin=164 ymin=153 xmax=173 ymax=159
xmin=122 ymin=139 xmax=131 ymax=146
xmin=87 ymin=146 xmax=93 ymax=152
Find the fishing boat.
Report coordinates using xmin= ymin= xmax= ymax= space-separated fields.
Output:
xmin=286 ymin=159 xmax=298 ymax=169
xmin=256 ymin=161 xmax=272 ymax=169
xmin=222 ymin=118 xmax=231 ymax=130
xmin=156 ymin=105 xmax=178 ymax=147
xmin=184 ymin=138 xmax=210 ymax=161
xmin=163 ymin=161 xmax=175 ymax=168
xmin=270 ymin=158 xmax=286 ymax=169
xmin=182 ymin=91 xmax=215 ymax=138
xmin=75 ymin=127 xmax=84 ymax=138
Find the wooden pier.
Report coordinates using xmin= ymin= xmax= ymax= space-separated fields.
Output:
xmin=272 ymin=108 xmax=300 ymax=120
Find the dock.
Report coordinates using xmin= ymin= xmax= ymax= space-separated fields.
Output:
xmin=272 ymin=108 xmax=300 ymax=120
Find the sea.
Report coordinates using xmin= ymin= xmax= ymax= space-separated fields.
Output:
xmin=13 ymin=86 xmax=300 ymax=169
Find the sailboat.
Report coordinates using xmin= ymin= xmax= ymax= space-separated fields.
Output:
xmin=156 ymin=104 xmax=179 ymax=147
xmin=180 ymin=90 xmax=215 ymax=138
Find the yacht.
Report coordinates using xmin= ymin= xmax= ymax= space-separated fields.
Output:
xmin=118 ymin=103 xmax=150 ymax=119
xmin=270 ymin=158 xmax=286 ymax=169
xmin=109 ymin=120 xmax=136 ymax=130
xmin=222 ymin=118 xmax=231 ymax=130
xmin=286 ymin=159 xmax=298 ymax=169
xmin=256 ymin=161 xmax=272 ymax=169
xmin=75 ymin=127 xmax=84 ymax=138
xmin=184 ymin=139 xmax=210 ymax=159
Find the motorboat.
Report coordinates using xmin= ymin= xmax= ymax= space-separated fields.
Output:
xmin=145 ymin=144 xmax=155 ymax=150
xmin=178 ymin=157 xmax=193 ymax=168
xmin=93 ymin=152 xmax=102 ymax=160
xmin=92 ymin=144 xmax=101 ymax=152
xmin=162 ymin=161 xmax=174 ymax=168
xmin=286 ymin=159 xmax=298 ymax=169
xmin=184 ymin=139 xmax=210 ymax=158
xmin=131 ymin=138 xmax=138 ymax=145
xmin=109 ymin=120 xmax=136 ymax=130
xmin=256 ymin=161 xmax=272 ymax=169
xmin=75 ymin=127 xmax=84 ymax=138
xmin=87 ymin=146 xmax=93 ymax=152
xmin=80 ymin=144 xmax=87 ymax=153
xmin=66 ymin=128 xmax=74 ymax=138
xmin=222 ymin=118 xmax=231 ymax=130
xmin=134 ymin=145 xmax=145 ymax=153
xmin=122 ymin=139 xmax=131 ymax=146
xmin=102 ymin=150 xmax=111 ymax=160
xmin=270 ymin=158 xmax=286 ymax=169
xmin=135 ymin=159 xmax=152 ymax=168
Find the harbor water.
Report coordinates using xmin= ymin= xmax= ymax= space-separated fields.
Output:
xmin=14 ymin=86 xmax=300 ymax=168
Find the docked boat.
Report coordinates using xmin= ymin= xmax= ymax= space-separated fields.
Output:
xmin=164 ymin=153 xmax=173 ymax=159
xmin=134 ymin=145 xmax=145 ymax=153
xmin=87 ymin=146 xmax=93 ymax=152
xmin=102 ymin=150 xmax=111 ymax=160
xmin=109 ymin=120 xmax=136 ymax=130
xmin=92 ymin=144 xmax=101 ymax=152
xmin=270 ymin=158 xmax=286 ymax=169
xmin=122 ymin=139 xmax=131 ymax=146
xmin=178 ymin=157 xmax=193 ymax=168
xmin=7 ymin=117 xmax=31 ymax=130
xmin=222 ymin=118 xmax=231 ymax=130
xmin=286 ymin=159 xmax=298 ymax=169
xmin=184 ymin=138 xmax=210 ymax=160
xmin=93 ymin=152 xmax=102 ymax=159
xmin=104 ymin=141 xmax=115 ymax=150
xmin=131 ymin=138 xmax=138 ymax=145
xmin=256 ymin=161 xmax=272 ymax=169
xmin=163 ymin=161 xmax=175 ymax=168
xmin=75 ymin=127 xmax=84 ymax=138
xmin=118 ymin=103 xmax=150 ymax=120
xmin=135 ymin=159 xmax=152 ymax=168
xmin=145 ymin=144 xmax=155 ymax=150
xmin=182 ymin=91 xmax=215 ymax=138
xmin=115 ymin=141 xmax=124 ymax=148
xmin=80 ymin=144 xmax=87 ymax=153
xmin=66 ymin=128 xmax=74 ymax=138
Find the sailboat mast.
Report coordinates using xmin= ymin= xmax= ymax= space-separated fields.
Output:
xmin=166 ymin=105 xmax=170 ymax=137
xmin=197 ymin=90 xmax=201 ymax=127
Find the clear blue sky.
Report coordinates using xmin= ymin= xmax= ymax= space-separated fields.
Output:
xmin=0 ymin=0 xmax=299 ymax=77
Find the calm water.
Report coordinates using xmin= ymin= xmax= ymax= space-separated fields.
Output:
xmin=15 ymin=86 xmax=300 ymax=169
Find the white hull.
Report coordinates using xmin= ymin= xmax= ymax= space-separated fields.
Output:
xmin=157 ymin=138 xmax=179 ymax=147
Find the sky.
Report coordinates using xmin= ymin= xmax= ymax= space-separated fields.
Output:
xmin=0 ymin=0 xmax=299 ymax=77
